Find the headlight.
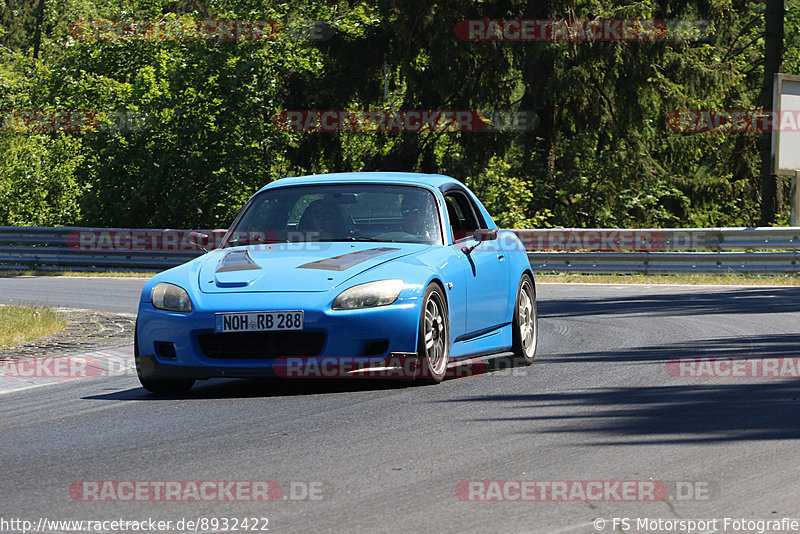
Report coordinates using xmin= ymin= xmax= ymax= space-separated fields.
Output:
xmin=332 ymin=279 xmax=404 ymax=310
xmin=152 ymin=282 xmax=193 ymax=312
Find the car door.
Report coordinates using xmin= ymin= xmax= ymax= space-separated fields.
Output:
xmin=443 ymin=189 xmax=510 ymax=336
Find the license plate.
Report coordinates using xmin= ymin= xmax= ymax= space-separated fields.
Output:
xmin=215 ymin=311 xmax=304 ymax=333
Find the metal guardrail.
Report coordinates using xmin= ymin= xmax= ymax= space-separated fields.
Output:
xmin=0 ymin=227 xmax=217 ymax=271
xmin=518 ymin=228 xmax=800 ymax=273
xmin=528 ymin=251 xmax=800 ymax=274
xmin=1 ymin=226 xmax=800 ymax=274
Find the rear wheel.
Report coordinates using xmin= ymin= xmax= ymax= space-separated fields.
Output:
xmin=417 ymin=283 xmax=449 ymax=383
xmin=134 ymin=320 xmax=195 ymax=395
xmin=511 ymin=274 xmax=538 ymax=365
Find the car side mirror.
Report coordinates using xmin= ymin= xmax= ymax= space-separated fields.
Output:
xmin=188 ymin=231 xmax=209 ymax=253
xmin=461 ymin=229 xmax=498 ymax=255
xmin=473 ymin=229 xmax=498 ymax=242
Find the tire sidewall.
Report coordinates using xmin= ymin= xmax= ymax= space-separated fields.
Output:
xmin=418 ymin=283 xmax=449 ymax=382
xmin=512 ymin=273 xmax=537 ymax=364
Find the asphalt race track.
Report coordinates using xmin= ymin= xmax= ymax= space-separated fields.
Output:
xmin=1 ymin=276 xmax=800 ymax=533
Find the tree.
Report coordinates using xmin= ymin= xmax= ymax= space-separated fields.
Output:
xmin=759 ymin=0 xmax=785 ymax=225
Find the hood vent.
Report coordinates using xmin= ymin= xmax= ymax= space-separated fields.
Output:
xmin=216 ymin=250 xmax=261 ymax=273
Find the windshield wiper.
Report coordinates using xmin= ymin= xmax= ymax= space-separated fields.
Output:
xmin=343 ymin=236 xmax=386 ymax=242
xmin=311 ymin=236 xmax=389 ymax=242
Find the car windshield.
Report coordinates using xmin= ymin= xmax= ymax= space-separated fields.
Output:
xmin=223 ymin=184 xmax=443 ymax=247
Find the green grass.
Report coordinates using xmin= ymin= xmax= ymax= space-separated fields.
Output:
xmin=536 ymin=273 xmax=800 ymax=285
xmin=2 ymin=269 xmax=798 ymax=285
xmin=0 ymin=305 xmax=67 ymax=346
xmin=0 ymin=269 xmax=156 ymax=278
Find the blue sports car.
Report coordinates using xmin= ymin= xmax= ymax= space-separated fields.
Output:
xmin=135 ymin=172 xmax=538 ymax=393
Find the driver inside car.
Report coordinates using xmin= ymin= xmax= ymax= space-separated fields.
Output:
xmin=297 ymin=199 xmax=348 ymax=241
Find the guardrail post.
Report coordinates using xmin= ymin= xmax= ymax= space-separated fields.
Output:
xmin=792 ymin=170 xmax=800 ymax=226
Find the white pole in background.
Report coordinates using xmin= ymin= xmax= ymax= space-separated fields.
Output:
xmin=771 ymin=74 xmax=800 ymax=225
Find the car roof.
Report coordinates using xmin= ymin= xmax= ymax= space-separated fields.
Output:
xmin=258 ymin=172 xmax=461 ymax=192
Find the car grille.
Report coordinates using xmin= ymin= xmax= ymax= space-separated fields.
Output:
xmin=198 ymin=331 xmax=326 ymax=359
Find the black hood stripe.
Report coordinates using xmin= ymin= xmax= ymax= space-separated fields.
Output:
xmin=297 ymin=247 xmax=400 ymax=271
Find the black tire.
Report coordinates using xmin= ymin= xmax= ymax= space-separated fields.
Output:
xmin=134 ymin=320 xmax=195 ymax=395
xmin=511 ymin=274 xmax=538 ymax=365
xmin=417 ymin=283 xmax=450 ymax=383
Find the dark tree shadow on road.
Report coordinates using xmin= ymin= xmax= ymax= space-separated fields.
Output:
xmin=538 ymin=287 xmax=800 ymax=319
xmin=443 ymin=286 xmax=800 ymax=445
xmin=538 ymin=333 xmax=800 ymax=365
xmin=443 ymin=380 xmax=800 ymax=445
xmin=84 ymin=376 xmax=421 ymax=401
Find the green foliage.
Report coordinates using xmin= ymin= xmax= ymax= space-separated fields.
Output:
xmin=0 ymin=133 xmax=85 ymax=225
xmin=0 ymin=0 xmax=796 ymax=229
xmin=465 ymin=157 xmax=551 ymax=229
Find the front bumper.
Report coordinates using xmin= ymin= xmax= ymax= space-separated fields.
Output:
xmin=136 ymin=290 xmax=422 ymax=379
xmin=136 ymin=352 xmax=424 ymax=380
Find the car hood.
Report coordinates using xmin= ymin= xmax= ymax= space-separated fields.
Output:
xmin=198 ymin=242 xmax=426 ymax=293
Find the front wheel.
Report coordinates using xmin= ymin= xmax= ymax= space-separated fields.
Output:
xmin=417 ymin=283 xmax=450 ymax=383
xmin=511 ymin=274 xmax=538 ymax=365
xmin=134 ymin=320 xmax=195 ymax=395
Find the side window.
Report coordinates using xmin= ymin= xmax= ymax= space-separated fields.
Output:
xmin=443 ymin=190 xmax=484 ymax=241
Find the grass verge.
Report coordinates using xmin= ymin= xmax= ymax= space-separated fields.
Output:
xmin=0 ymin=269 xmax=156 ymax=278
xmin=536 ymin=273 xmax=800 ymax=285
xmin=0 ymin=305 xmax=67 ymax=346
xmin=1 ymin=269 xmax=798 ymax=285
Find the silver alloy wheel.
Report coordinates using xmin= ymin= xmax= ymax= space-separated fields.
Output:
xmin=424 ymin=291 xmax=448 ymax=375
xmin=517 ymin=279 xmax=537 ymax=359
